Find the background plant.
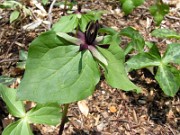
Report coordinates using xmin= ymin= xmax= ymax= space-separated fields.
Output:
xmin=119 ymin=0 xmax=145 ymax=15
xmin=119 ymin=0 xmax=169 ymax=25
xmin=125 ymin=28 xmax=180 ymax=97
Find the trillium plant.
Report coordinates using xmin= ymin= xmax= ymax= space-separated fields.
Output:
xmin=15 ymin=9 xmax=140 ymax=134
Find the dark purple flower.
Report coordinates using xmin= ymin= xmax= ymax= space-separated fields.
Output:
xmin=78 ymin=21 xmax=109 ymax=51
xmin=76 ymin=21 xmax=109 ymax=66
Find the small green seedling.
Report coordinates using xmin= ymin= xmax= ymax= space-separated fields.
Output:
xmin=0 ymin=84 xmax=62 ymax=135
xmin=119 ymin=0 xmax=145 ymax=15
xmin=119 ymin=0 xmax=169 ymax=26
xmin=149 ymin=1 xmax=169 ymax=25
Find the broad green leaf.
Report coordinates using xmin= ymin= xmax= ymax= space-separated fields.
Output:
xmin=52 ymin=14 xmax=79 ymax=33
xmin=10 ymin=10 xmax=20 ymax=23
xmin=98 ymin=46 xmax=141 ymax=93
xmin=89 ymin=10 xmax=105 ymax=21
xmin=2 ymin=119 xmax=33 ymax=135
xmin=120 ymin=0 xmax=145 ymax=15
xmin=120 ymin=27 xmax=145 ymax=53
xmin=0 ymin=84 xmax=25 ymax=118
xmin=27 ymin=103 xmax=61 ymax=125
xmin=151 ymin=28 xmax=180 ymax=39
xmin=155 ymin=65 xmax=180 ymax=97
xmin=99 ymin=32 xmax=123 ymax=60
xmin=163 ymin=43 xmax=180 ymax=64
xmin=108 ymin=35 xmax=123 ymax=56
xmin=53 ymin=11 xmax=103 ymax=33
xmin=79 ymin=11 xmax=104 ymax=32
xmin=17 ymin=31 xmax=100 ymax=104
xmin=124 ymin=43 xmax=133 ymax=55
xmin=149 ymin=3 xmax=169 ymax=25
xmin=0 ymin=76 xmax=16 ymax=86
xmin=126 ymin=44 xmax=161 ymax=71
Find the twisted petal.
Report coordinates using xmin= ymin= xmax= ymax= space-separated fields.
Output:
xmin=88 ymin=45 xmax=108 ymax=66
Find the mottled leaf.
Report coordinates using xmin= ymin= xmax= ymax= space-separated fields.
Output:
xmin=151 ymin=28 xmax=180 ymax=39
xmin=163 ymin=43 xmax=180 ymax=64
xmin=155 ymin=65 xmax=180 ymax=97
xmin=126 ymin=44 xmax=161 ymax=71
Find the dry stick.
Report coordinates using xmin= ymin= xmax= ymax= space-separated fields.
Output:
xmin=59 ymin=104 xmax=69 ymax=135
xmin=48 ymin=0 xmax=57 ymax=30
xmin=0 ymin=58 xmax=19 ymax=64
xmin=5 ymin=33 xmax=20 ymax=58
xmin=166 ymin=15 xmax=180 ymax=21
xmin=0 ymin=30 xmax=5 ymax=43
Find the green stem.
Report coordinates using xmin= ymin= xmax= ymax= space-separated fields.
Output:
xmin=58 ymin=104 xmax=69 ymax=135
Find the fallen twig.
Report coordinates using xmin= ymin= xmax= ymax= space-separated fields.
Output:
xmin=5 ymin=33 xmax=20 ymax=58
xmin=0 ymin=58 xmax=19 ymax=64
xmin=166 ymin=15 xmax=180 ymax=21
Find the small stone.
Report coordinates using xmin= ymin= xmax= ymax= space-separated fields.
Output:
xmin=97 ymin=123 xmax=105 ymax=131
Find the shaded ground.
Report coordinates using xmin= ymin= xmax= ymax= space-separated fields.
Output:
xmin=0 ymin=0 xmax=180 ymax=135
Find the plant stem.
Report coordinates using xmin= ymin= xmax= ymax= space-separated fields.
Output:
xmin=58 ymin=104 xmax=69 ymax=135
xmin=62 ymin=0 xmax=68 ymax=16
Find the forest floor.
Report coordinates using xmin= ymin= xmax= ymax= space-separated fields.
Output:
xmin=0 ymin=0 xmax=180 ymax=135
